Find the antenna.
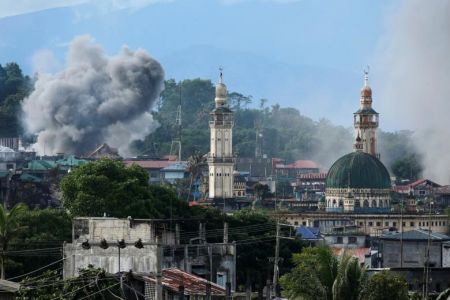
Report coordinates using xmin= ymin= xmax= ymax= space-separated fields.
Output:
xmin=363 ymin=66 xmax=370 ymax=86
xmin=170 ymin=82 xmax=182 ymax=161
xmin=219 ymin=66 xmax=224 ymax=83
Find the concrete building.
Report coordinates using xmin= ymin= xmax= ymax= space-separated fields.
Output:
xmin=64 ymin=217 xmax=237 ymax=291
xmin=207 ymin=71 xmax=234 ymax=201
xmin=282 ymin=212 xmax=449 ymax=237
xmin=380 ymin=229 xmax=450 ymax=268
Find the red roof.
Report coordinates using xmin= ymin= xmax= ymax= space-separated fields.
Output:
xmin=142 ymin=268 xmax=225 ymax=296
xmin=123 ymin=160 xmax=172 ymax=169
xmin=331 ymin=247 xmax=369 ymax=264
xmin=394 ymin=179 xmax=441 ymax=193
xmin=285 ymin=160 xmax=319 ymax=169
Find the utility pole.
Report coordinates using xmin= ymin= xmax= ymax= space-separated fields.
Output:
xmin=400 ymin=196 xmax=404 ymax=268
xmin=156 ymin=237 xmax=163 ymax=300
xmin=272 ymin=220 xmax=280 ymax=298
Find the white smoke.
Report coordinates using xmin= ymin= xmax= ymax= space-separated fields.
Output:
xmin=22 ymin=35 xmax=164 ymax=157
xmin=376 ymin=0 xmax=450 ymax=183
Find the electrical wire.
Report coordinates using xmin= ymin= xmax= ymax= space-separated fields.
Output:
xmin=77 ymin=282 xmax=120 ymax=300
xmin=7 ymin=258 xmax=66 ymax=281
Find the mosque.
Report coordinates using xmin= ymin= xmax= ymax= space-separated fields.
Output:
xmin=325 ymin=72 xmax=392 ymax=213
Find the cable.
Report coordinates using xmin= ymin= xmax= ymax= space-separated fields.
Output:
xmin=48 ymin=279 xmax=102 ymax=300
xmin=77 ymin=282 xmax=120 ymax=300
xmin=7 ymin=258 xmax=65 ymax=281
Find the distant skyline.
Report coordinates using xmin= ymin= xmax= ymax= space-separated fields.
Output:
xmin=0 ymin=0 xmax=401 ymax=128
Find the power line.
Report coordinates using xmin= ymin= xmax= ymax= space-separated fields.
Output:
xmin=7 ymin=258 xmax=65 ymax=281
xmin=78 ymin=282 xmax=121 ymax=300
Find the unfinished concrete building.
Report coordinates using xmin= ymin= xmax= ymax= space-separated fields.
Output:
xmin=63 ymin=217 xmax=236 ymax=291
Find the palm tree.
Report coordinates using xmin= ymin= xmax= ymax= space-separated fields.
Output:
xmin=0 ymin=202 xmax=27 ymax=279
xmin=186 ymin=153 xmax=206 ymax=202
xmin=280 ymin=247 xmax=367 ymax=300
xmin=332 ymin=254 xmax=367 ymax=300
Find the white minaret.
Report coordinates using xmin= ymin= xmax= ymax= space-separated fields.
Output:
xmin=208 ymin=69 xmax=234 ymax=199
xmin=353 ymin=69 xmax=380 ymax=158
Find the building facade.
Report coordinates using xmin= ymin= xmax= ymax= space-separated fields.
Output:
xmin=208 ymin=72 xmax=234 ymax=200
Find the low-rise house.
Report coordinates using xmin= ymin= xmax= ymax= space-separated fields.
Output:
xmin=394 ymin=179 xmax=441 ymax=198
xmin=123 ymin=160 xmax=173 ymax=184
xmin=275 ymin=160 xmax=320 ymax=178
xmin=161 ymin=162 xmax=188 ymax=184
xmin=381 ymin=229 xmax=450 ymax=268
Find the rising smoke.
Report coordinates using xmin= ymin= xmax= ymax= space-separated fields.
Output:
xmin=376 ymin=0 xmax=450 ymax=183
xmin=22 ymin=35 xmax=164 ymax=157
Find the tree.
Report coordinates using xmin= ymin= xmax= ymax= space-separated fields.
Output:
xmin=358 ymin=270 xmax=409 ymax=300
xmin=60 ymin=158 xmax=189 ymax=218
xmin=0 ymin=202 xmax=27 ymax=279
xmin=280 ymin=247 xmax=338 ymax=300
xmin=332 ymin=254 xmax=367 ymax=300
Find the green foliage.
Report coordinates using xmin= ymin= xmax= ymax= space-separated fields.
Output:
xmin=60 ymin=158 xmax=189 ymax=218
xmin=281 ymin=247 xmax=371 ymax=300
xmin=0 ymin=63 xmax=32 ymax=136
xmin=358 ymin=270 xmax=409 ymax=300
xmin=5 ymin=208 xmax=71 ymax=279
xmin=0 ymin=202 xmax=28 ymax=279
xmin=17 ymin=266 xmax=122 ymax=300
xmin=332 ymin=254 xmax=367 ymax=300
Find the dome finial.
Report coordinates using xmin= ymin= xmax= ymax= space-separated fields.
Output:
xmin=215 ymin=66 xmax=227 ymax=107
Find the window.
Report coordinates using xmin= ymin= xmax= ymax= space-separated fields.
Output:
xmin=393 ymin=222 xmax=397 ymax=227
xmin=410 ymin=222 xmax=415 ymax=227
xmin=385 ymin=222 xmax=389 ymax=226
xmin=376 ymin=222 xmax=381 ymax=226
xmin=294 ymin=222 xmax=298 ymax=226
xmin=419 ymin=222 xmax=422 ymax=226
xmin=402 ymin=222 xmax=406 ymax=227
xmin=359 ymin=222 xmax=363 ymax=226
xmin=302 ymin=222 xmax=307 ymax=226
xmin=336 ymin=237 xmax=343 ymax=244
xmin=368 ymin=222 xmax=373 ymax=226
xmin=348 ymin=236 xmax=357 ymax=244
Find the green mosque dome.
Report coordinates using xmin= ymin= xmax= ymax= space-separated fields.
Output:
xmin=325 ymin=152 xmax=391 ymax=189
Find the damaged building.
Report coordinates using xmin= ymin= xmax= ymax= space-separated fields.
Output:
xmin=63 ymin=217 xmax=236 ymax=291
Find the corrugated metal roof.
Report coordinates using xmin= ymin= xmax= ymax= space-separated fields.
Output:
xmin=381 ymin=229 xmax=450 ymax=241
xmin=141 ymin=268 xmax=225 ymax=296
xmin=123 ymin=160 xmax=172 ymax=169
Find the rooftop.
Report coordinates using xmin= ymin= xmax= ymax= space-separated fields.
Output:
xmin=381 ymin=229 xmax=450 ymax=241
xmin=140 ymin=268 xmax=225 ymax=296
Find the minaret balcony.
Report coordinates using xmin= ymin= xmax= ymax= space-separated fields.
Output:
xmin=354 ymin=121 xmax=378 ymax=128
xmin=207 ymin=156 xmax=235 ymax=164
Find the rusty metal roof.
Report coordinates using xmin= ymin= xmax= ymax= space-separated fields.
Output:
xmin=141 ymin=268 xmax=226 ymax=296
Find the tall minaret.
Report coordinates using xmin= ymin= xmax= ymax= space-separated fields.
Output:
xmin=208 ymin=69 xmax=234 ymax=200
xmin=353 ymin=69 xmax=380 ymax=158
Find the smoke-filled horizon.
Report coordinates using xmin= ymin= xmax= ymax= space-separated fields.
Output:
xmin=22 ymin=35 xmax=164 ymax=157
xmin=376 ymin=0 xmax=450 ymax=184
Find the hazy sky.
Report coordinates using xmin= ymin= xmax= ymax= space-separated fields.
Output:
xmin=0 ymin=0 xmax=401 ymax=127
